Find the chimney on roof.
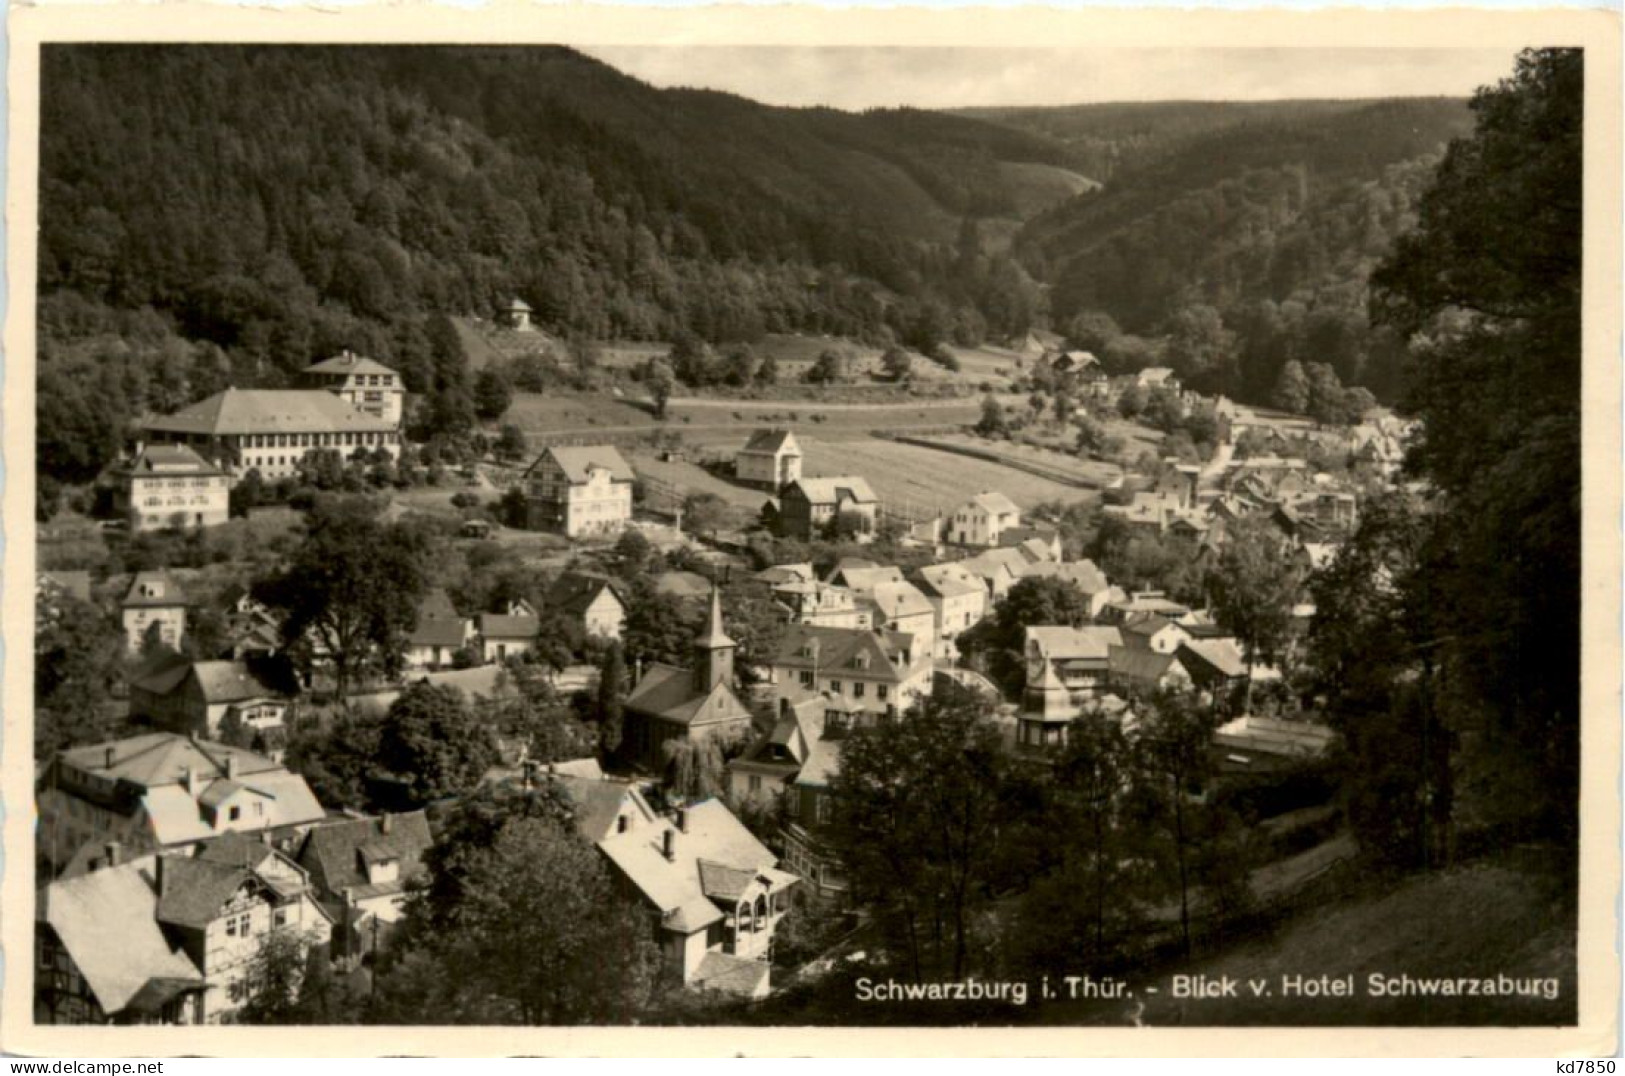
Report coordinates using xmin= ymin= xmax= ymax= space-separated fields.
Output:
xmin=103 ymin=841 xmax=121 ymax=869
xmin=104 ymin=746 xmax=115 ymax=769
xmin=616 ymin=815 xmax=629 ymax=835
xmin=184 ymin=766 xmax=202 ymax=800
xmin=381 ymin=813 xmax=394 ymax=835
xmin=225 ymin=754 xmax=239 ymax=780
xmin=676 ymin=807 xmax=688 ymax=833
xmin=662 ymin=828 xmax=676 ymax=861
xmin=155 ymin=854 xmax=166 ymax=897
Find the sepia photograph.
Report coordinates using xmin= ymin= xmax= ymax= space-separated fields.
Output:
xmin=4 ymin=5 xmax=1619 ymax=1058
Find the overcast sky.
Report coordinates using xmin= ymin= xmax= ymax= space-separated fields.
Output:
xmin=578 ymin=47 xmax=1518 ymax=110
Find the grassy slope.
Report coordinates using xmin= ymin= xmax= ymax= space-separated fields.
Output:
xmin=1043 ymin=850 xmax=1577 ymax=1027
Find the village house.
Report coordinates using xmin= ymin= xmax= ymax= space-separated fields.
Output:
xmin=958 ymin=546 xmax=1033 ymax=603
xmin=121 ymin=571 xmax=188 ymax=655
xmin=141 ymin=382 xmax=403 ymax=483
xmin=755 ymin=562 xmax=816 ymax=587
xmin=34 ymin=853 xmax=208 ymax=1025
xmin=734 ymin=429 xmax=803 ymax=491
xmin=114 ymin=444 xmax=231 ymax=533
xmin=152 ymin=836 xmax=332 ymax=1023
xmin=916 ymin=562 xmax=988 ymax=659
xmin=547 ymin=571 xmax=628 ymax=640
xmin=1017 ymin=559 xmax=1123 ymax=620
xmin=1106 ymin=645 xmax=1196 ymax=696
xmin=776 ymin=476 xmax=879 ymax=542
xmin=947 ymin=490 xmax=1022 ymax=548
xmin=997 ymin=524 xmax=1064 ymax=563
xmin=1176 ymin=637 xmax=1252 ymax=694
xmin=37 ymin=733 xmax=328 ymax=880
xmin=772 ymin=579 xmax=871 ymax=629
xmin=770 ymin=623 xmax=933 ymax=721
xmin=853 ymin=579 xmax=937 ymax=661
xmin=218 ymin=585 xmax=282 ymax=661
xmin=1017 ymin=658 xmax=1080 ymax=751
xmin=1025 ymin=625 xmax=1125 ymax=704
xmin=1119 ymin=614 xmax=1194 ymax=655
xmin=1136 ymin=366 xmax=1181 ymax=393
xmin=128 ymin=656 xmax=293 ymax=747
xmin=553 ymin=774 xmax=797 ymax=996
xmin=622 ymin=588 xmax=755 ymax=774
xmin=301 ymin=350 xmax=406 ymax=427
xmin=404 ymin=588 xmax=472 ymax=671
xmin=293 ymin=811 xmax=433 ymax=962
xmin=521 ymin=445 xmax=636 ymax=538
xmin=476 ymin=604 xmax=542 ymax=664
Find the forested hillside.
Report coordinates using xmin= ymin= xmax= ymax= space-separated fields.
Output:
xmin=40 ymin=45 xmax=1072 ymax=377
xmin=1006 ymin=99 xmax=1474 ymax=401
xmin=38 ymin=48 xmax=1476 ymax=500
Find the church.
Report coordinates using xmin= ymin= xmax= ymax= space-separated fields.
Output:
xmin=622 ymin=587 xmax=755 ymax=774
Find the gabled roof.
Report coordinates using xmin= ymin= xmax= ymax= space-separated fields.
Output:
xmin=698 ymin=860 xmax=758 ymax=902
xmin=552 ymin=775 xmax=657 ymax=843
xmin=917 ymin=562 xmax=984 ymax=600
xmin=478 ymin=613 xmax=540 ymax=640
xmin=755 ymin=563 xmax=815 ymax=585
xmin=960 ymin=547 xmax=1032 ymax=581
xmin=129 ymin=652 xmax=194 ymax=696
xmin=1018 ymin=559 xmax=1110 ymax=595
xmin=305 ymin=352 xmax=399 ymax=379
xmin=596 ymin=798 xmax=786 ymax=937
xmin=784 ymin=476 xmax=877 ymax=506
xmin=122 ymin=571 xmax=188 ymax=609
xmin=861 ymin=580 xmax=934 ymax=621
xmin=1026 ymin=625 xmax=1123 ymax=662
xmin=124 ymin=444 xmax=223 ymax=478
xmin=296 ymin=812 xmax=433 ymax=901
xmin=626 ymin=666 xmax=751 ymax=728
xmin=547 ymin=572 xmax=627 ymax=616
xmin=410 ymin=590 xmax=467 ymax=649
xmin=142 ymin=388 xmax=399 ymax=437
xmin=740 ymin=429 xmax=800 ymax=455
xmin=1213 ymin=715 xmax=1336 ymax=760
xmin=962 ymin=490 xmax=1020 ymax=516
xmin=37 ymin=856 xmax=203 ymax=1015
xmin=191 ymin=661 xmax=285 ymax=704
xmin=154 ymin=855 xmax=257 ymax=928
xmin=773 ymin=623 xmax=923 ymax=679
xmin=1107 ymin=645 xmax=1181 ymax=685
xmin=526 ymin=445 xmax=635 ymax=485
xmin=1179 ymin=637 xmax=1249 ymax=680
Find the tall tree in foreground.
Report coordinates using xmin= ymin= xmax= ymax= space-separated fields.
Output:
xmin=1204 ymin=515 xmax=1306 ymax=708
xmin=829 ymin=683 xmax=1009 ymax=981
xmin=383 ymin=791 xmax=661 ymax=1024
xmin=1370 ymin=48 xmax=1581 ymax=839
xmin=263 ymin=499 xmax=431 ymax=701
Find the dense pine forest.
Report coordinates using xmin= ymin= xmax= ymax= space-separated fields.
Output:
xmin=38 ymin=45 xmax=1472 ymax=492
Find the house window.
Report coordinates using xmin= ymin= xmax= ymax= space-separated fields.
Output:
xmin=749 ymin=775 xmax=762 ymax=793
xmin=229 ymin=806 xmax=241 ymax=822
xmin=828 ymin=680 xmax=841 ymax=694
xmin=877 ymin=685 xmax=889 ymax=701
xmin=274 ymin=907 xmax=288 ymax=928
xmin=852 ymin=682 xmax=866 ymax=699
xmin=798 ymin=671 xmax=814 ymax=687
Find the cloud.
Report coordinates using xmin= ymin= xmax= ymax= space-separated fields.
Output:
xmin=580 ymin=46 xmax=1518 ymax=110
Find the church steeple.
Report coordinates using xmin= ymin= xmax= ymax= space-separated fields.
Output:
xmin=693 ymin=584 xmax=736 ymax=693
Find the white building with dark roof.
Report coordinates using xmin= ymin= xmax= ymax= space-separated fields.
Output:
xmin=115 ymin=445 xmax=230 ymax=532
xmin=770 ymin=623 xmax=933 ymax=720
xmin=121 ymin=571 xmax=188 ymax=654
